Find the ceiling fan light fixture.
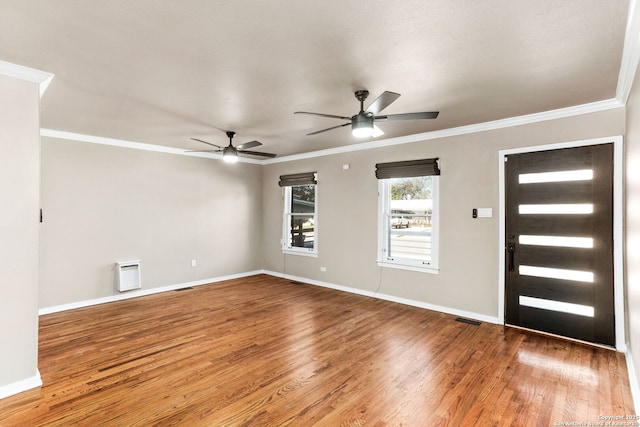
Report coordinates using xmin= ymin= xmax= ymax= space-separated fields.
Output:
xmin=222 ymin=146 xmax=239 ymax=163
xmin=351 ymin=115 xmax=374 ymax=138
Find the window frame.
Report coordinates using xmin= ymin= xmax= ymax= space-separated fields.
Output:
xmin=377 ymin=176 xmax=439 ymax=273
xmin=282 ymin=183 xmax=318 ymax=257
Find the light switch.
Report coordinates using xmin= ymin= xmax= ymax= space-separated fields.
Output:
xmin=477 ymin=208 xmax=493 ymax=218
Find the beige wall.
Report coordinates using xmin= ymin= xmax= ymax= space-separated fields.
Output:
xmin=39 ymin=139 xmax=263 ymax=308
xmin=625 ymin=64 xmax=640 ymax=393
xmin=0 ymin=75 xmax=41 ymax=387
xmin=262 ymin=109 xmax=625 ymax=319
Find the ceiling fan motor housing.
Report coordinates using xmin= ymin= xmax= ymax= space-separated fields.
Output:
xmin=351 ymin=113 xmax=374 ymax=137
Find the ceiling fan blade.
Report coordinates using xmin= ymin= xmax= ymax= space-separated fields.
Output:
xmin=366 ymin=91 xmax=400 ymax=115
xmin=295 ymin=111 xmax=352 ymax=121
xmin=190 ymin=138 xmax=223 ymax=149
xmin=236 ymin=140 xmax=262 ymax=150
xmin=184 ymin=149 xmax=223 ymax=153
xmin=238 ymin=150 xmax=277 ymax=158
xmin=375 ymin=111 xmax=439 ymax=121
xmin=307 ymin=122 xmax=351 ymax=136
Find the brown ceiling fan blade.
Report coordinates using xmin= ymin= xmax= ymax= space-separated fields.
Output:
xmin=375 ymin=111 xmax=439 ymax=121
xmin=295 ymin=111 xmax=352 ymax=121
xmin=190 ymin=138 xmax=223 ymax=149
xmin=236 ymin=140 xmax=262 ymax=150
xmin=307 ymin=122 xmax=351 ymax=135
xmin=366 ymin=91 xmax=400 ymax=115
xmin=238 ymin=150 xmax=277 ymax=158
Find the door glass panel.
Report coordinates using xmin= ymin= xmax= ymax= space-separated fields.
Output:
xmin=519 ymin=235 xmax=594 ymax=248
xmin=519 ymin=265 xmax=594 ymax=283
xmin=519 ymin=296 xmax=594 ymax=317
xmin=518 ymin=169 xmax=593 ymax=184
xmin=519 ymin=204 xmax=593 ymax=214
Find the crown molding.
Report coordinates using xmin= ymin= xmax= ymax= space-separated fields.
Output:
xmin=0 ymin=60 xmax=54 ymax=97
xmin=42 ymin=97 xmax=623 ymax=165
xmin=264 ymin=98 xmax=623 ymax=164
xmin=617 ymin=0 xmax=640 ymax=104
xmin=40 ymin=129 xmax=264 ymax=164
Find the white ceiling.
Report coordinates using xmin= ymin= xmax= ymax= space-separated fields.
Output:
xmin=0 ymin=0 xmax=631 ymax=157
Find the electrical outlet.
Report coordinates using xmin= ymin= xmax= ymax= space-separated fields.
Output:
xmin=191 ymin=259 xmax=197 ymax=267
xmin=320 ymin=266 xmax=327 ymax=272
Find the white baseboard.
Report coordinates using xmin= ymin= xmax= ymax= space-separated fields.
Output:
xmin=39 ymin=270 xmax=264 ymax=315
xmin=373 ymin=292 xmax=501 ymax=324
xmin=41 ymin=268 xmax=499 ymax=323
xmin=625 ymin=348 xmax=640 ymax=413
xmin=262 ymin=270 xmax=500 ymax=324
xmin=0 ymin=370 xmax=42 ymax=400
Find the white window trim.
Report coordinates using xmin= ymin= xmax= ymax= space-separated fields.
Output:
xmin=282 ymin=184 xmax=318 ymax=257
xmin=377 ymin=177 xmax=439 ymax=273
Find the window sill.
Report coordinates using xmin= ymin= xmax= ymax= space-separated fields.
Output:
xmin=377 ymin=261 xmax=439 ymax=274
xmin=283 ymin=249 xmax=318 ymax=258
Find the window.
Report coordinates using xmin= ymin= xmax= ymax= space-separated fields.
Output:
xmin=280 ymin=172 xmax=317 ymax=256
xmin=376 ymin=159 xmax=439 ymax=272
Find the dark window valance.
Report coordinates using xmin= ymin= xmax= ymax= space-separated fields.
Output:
xmin=278 ymin=172 xmax=317 ymax=187
xmin=375 ymin=158 xmax=440 ymax=179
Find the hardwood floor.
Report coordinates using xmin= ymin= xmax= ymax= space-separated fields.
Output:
xmin=0 ymin=274 xmax=634 ymax=426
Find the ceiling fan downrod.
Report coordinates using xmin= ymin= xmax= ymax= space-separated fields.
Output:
xmin=354 ymin=90 xmax=369 ymax=114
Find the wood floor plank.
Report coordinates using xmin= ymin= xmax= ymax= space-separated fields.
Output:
xmin=0 ymin=274 xmax=634 ymax=426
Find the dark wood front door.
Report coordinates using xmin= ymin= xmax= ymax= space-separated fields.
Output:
xmin=505 ymin=143 xmax=615 ymax=347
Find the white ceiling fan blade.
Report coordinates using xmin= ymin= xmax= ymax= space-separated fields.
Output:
xmin=372 ymin=124 xmax=384 ymax=137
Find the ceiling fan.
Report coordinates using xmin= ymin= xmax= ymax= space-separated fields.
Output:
xmin=295 ymin=90 xmax=439 ymax=138
xmin=187 ymin=131 xmax=276 ymax=162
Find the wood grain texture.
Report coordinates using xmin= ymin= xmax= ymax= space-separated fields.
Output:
xmin=0 ymin=274 xmax=634 ymax=426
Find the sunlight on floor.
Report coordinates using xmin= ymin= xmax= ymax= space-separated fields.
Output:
xmin=517 ymin=349 xmax=598 ymax=388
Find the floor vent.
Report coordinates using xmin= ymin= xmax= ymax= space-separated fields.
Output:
xmin=455 ymin=317 xmax=481 ymax=326
xmin=175 ymin=287 xmax=194 ymax=292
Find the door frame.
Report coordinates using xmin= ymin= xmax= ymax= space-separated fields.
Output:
xmin=497 ymin=135 xmax=625 ymax=351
